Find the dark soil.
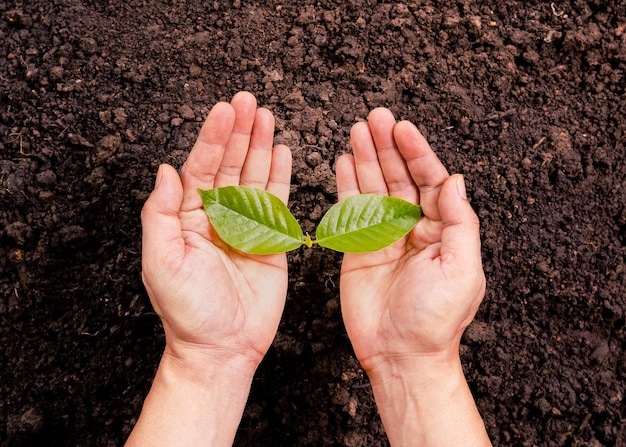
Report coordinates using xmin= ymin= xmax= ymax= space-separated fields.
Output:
xmin=1 ymin=0 xmax=625 ymax=445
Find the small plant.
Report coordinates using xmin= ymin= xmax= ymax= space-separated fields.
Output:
xmin=199 ymin=186 xmax=422 ymax=254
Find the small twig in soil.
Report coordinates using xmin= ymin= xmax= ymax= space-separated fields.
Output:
xmin=8 ymin=129 xmax=32 ymax=156
xmin=532 ymin=136 xmax=547 ymax=150
xmin=57 ymin=125 xmax=70 ymax=139
xmin=477 ymin=109 xmax=517 ymax=123
xmin=551 ymin=3 xmax=564 ymax=17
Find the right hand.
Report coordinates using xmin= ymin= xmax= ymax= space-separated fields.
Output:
xmin=336 ymin=108 xmax=486 ymax=375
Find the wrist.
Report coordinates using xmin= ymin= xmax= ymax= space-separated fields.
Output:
xmin=126 ymin=345 xmax=257 ymax=447
xmin=161 ymin=343 xmax=259 ymax=387
xmin=361 ymin=342 xmax=463 ymax=381
xmin=364 ymin=352 xmax=491 ymax=447
xmin=365 ymin=351 xmax=465 ymax=401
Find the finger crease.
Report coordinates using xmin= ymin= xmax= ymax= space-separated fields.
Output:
xmin=185 ymin=169 xmax=217 ymax=185
xmin=384 ymin=179 xmax=415 ymax=191
xmin=217 ymin=164 xmax=243 ymax=176
xmin=375 ymin=144 xmax=398 ymax=152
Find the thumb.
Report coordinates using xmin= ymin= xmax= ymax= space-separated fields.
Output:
xmin=141 ymin=164 xmax=185 ymax=268
xmin=438 ymin=174 xmax=482 ymax=268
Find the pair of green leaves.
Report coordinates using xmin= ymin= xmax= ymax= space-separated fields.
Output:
xmin=199 ymin=186 xmax=422 ymax=254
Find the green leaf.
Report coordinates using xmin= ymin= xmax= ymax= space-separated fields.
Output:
xmin=315 ymin=194 xmax=422 ymax=253
xmin=199 ymin=186 xmax=304 ymax=254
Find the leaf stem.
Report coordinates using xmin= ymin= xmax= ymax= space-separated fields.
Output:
xmin=303 ymin=233 xmax=318 ymax=248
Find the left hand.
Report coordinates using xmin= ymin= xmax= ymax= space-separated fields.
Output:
xmin=140 ymin=91 xmax=292 ymax=371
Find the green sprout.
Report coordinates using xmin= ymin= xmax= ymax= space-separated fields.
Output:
xmin=198 ymin=185 xmax=422 ymax=254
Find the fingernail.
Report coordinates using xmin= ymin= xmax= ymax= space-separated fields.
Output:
xmin=155 ymin=164 xmax=164 ymax=188
xmin=457 ymin=175 xmax=467 ymax=199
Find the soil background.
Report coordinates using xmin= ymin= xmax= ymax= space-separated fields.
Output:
xmin=1 ymin=0 xmax=625 ymax=446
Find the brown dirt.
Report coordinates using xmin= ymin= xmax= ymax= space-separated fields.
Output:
xmin=1 ymin=1 xmax=625 ymax=446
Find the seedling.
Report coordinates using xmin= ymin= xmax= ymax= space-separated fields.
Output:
xmin=199 ymin=186 xmax=422 ymax=254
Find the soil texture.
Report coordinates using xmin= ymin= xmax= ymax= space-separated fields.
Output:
xmin=1 ymin=1 xmax=625 ymax=446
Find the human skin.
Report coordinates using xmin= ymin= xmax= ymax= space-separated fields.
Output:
xmin=126 ymin=91 xmax=292 ymax=447
xmin=127 ymin=93 xmax=491 ymax=446
xmin=335 ymin=108 xmax=492 ymax=446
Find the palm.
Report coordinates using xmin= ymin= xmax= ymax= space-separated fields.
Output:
xmin=159 ymin=227 xmax=287 ymax=355
xmin=340 ymin=229 xmax=447 ymax=365
xmin=141 ymin=92 xmax=292 ymax=364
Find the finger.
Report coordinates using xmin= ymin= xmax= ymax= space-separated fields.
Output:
xmin=240 ymin=107 xmax=275 ymax=190
xmin=266 ymin=144 xmax=292 ymax=204
xmin=439 ymin=175 xmax=483 ymax=275
xmin=214 ymin=91 xmax=258 ymax=187
xmin=336 ymin=153 xmax=362 ymax=201
xmin=350 ymin=121 xmax=388 ymax=195
xmin=393 ymin=121 xmax=449 ymax=220
xmin=180 ymin=102 xmax=236 ymax=210
xmin=141 ymin=164 xmax=185 ymax=270
xmin=367 ymin=108 xmax=418 ymax=203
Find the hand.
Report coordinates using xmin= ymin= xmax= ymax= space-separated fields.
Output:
xmin=336 ymin=108 xmax=490 ymax=445
xmin=129 ymin=92 xmax=292 ymax=447
xmin=141 ymin=91 xmax=292 ymax=371
xmin=337 ymin=108 xmax=484 ymax=370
